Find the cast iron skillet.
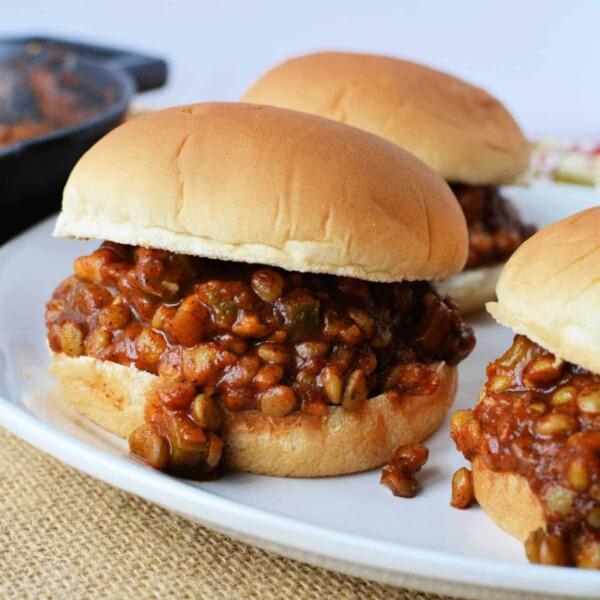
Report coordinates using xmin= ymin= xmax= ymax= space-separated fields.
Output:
xmin=0 ymin=36 xmax=167 ymax=241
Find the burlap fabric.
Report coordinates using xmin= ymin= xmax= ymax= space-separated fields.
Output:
xmin=0 ymin=427 xmax=465 ymax=599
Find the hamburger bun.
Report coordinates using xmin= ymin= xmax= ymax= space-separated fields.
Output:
xmin=487 ymin=206 xmax=600 ymax=374
xmin=49 ymin=352 xmax=457 ymax=477
xmin=241 ymin=52 xmax=530 ymax=185
xmin=436 ymin=264 xmax=504 ymax=315
xmin=55 ymin=102 xmax=468 ymax=283
xmin=472 ymin=456 xmax=545 ymax=542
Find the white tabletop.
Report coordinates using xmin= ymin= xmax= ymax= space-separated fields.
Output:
xmin=1 ymin=0 xmax=598 ymax=139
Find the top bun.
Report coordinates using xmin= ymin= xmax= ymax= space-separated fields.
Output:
xmin=487 ymin=207 xmax=600 ymax=374
xmin=241 ymin=52 xmax=529 ymax=185
xmin=55 ymin=102 xmax=467 ymax=283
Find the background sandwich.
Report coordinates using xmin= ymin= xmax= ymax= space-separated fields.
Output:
xmin=451 ymin=207 xmax=600 ymax=568
xmin=46 ymin=102 xmax=475 ymax=479
xmin=242 ymin=51 xmax=535 ymax=313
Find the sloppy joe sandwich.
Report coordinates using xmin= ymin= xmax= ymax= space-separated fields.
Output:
xmin=46 ymin=102 xmax=475 ymax=479
xmin=451 ymin=207 xmax=600 ymax=567
xmin=241 ymin=52 xmax=535 ymax=313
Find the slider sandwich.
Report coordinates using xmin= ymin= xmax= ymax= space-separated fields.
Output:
xmin=46 ymin=102 xmax=474 ymax=478
xmin=452 ymin=207 xmax=600 ymax=567
xmin=242 ymin=51 xmax=535 ymax=313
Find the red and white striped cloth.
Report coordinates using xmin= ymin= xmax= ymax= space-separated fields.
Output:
xmin=531 ymin=139 xmax=600 ymax=186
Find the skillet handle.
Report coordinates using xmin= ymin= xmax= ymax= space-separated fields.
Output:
xmin=100 ymin=52 xmax=168 ymax=93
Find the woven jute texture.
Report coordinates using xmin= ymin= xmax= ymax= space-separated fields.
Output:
xmin=0 ymin=428 xmax=464 ymax=600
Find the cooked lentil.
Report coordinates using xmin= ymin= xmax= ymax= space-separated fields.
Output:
xmin=451 ymin=466 xmax=475 ymax=509
xmin=380 ymin=443 xmax=429 ymax=498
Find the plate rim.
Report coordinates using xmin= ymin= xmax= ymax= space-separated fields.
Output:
xmin=2 ymin=212 xmax=600 ymax=599
xmin=2 ymin=395 xmax=599 ymax=599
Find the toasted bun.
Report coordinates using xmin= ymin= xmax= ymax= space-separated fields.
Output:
xmin=487 ymin=207 xmax=600 ymax=374
xmin=241 ymin=52 xmax=529 ymax=185
xmin=49 ymin=351 xmax=457 ymax=477
xmin=472 ymin=456 xmax=545 ymax=542
xmin=436 ymin=264 xmax=504 ymax=314
xmin=54 ymin=102 xmax=467 ymax=283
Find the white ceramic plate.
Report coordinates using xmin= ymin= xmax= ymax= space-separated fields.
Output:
xmin=1 ymin=182 xmax=599 ymax=600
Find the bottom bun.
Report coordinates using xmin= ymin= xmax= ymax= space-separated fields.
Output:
xmin=49 ymin=352 xmax=457 ymax=477
xmin=436 ymin=264 xmax=504 ymax=315
xmin=472 ymin=456 xmax=546 ymax=541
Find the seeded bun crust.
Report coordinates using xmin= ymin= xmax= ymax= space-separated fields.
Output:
xmin=49 ymin=352 xmax=457 ymax=477
xmin=487 ymin=207 xmax=600 ymax=375
xmin=472 ymin=456 xmax=545 ymax=542
xmin=241 ymin=52 xmax=530 ymax=185
xmin=55 ymin=102 xmax=468 ymax=283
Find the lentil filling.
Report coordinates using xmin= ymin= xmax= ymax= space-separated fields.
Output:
xmin=452 ymin=334 xmax=600 ymax=568
xmin=380 ymin=443 xmax=429 ymax=498
xmin=450 ymin=184 xmax=536 ymax=269
xmin=46 ymin=242 xmax=475 ymax=477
